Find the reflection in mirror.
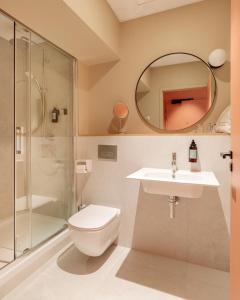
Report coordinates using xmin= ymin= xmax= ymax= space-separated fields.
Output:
xmin=136 ymin=53 xmax=216 ymax=131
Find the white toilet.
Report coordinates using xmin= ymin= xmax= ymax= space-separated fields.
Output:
xmin=68 ymin=204 xmax=121 ymax=257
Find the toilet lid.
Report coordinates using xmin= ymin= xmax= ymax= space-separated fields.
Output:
xmin=68 ymin=205 xmax=120 ymax=231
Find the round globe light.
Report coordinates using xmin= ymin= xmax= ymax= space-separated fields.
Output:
xmin=208 ymin=49 xmax=226 ymax=68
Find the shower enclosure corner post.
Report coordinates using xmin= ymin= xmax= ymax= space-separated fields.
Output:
xmin=26 ymin=29 xmax=32 ymax=252
xmin=72 ymin=59 xmax=78 ymax=215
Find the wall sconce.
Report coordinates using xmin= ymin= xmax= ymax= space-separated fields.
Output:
xmin=208 ymin=49 xmax=226 ymax=68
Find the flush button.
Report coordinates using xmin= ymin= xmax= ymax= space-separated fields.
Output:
xmin=98 ymin=145 xmax=117 ymax=161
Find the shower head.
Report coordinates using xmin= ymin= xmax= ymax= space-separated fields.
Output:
xmin=9 ymin=36 xmax=40 ymax=46
xmin=21 ymin=36 xmax=30 ymax=43
xmin=25 ymin=71 xmax=42 ymax=92
xmin=25 ymin=71 xmax=33 ymax=80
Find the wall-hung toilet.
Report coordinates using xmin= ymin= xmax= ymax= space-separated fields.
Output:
xmin=68 ymin=205 xmax=121 ymax=257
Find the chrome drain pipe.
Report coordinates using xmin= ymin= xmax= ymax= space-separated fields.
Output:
xmin=169 ymin=196 xmax=179 ymax=219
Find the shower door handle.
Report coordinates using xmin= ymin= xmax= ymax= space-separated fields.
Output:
xmin=220 ymin=151 xmax=233 ymax=159
xmin=220 ymin=151 xmax=233 ymax=172
xmin=16 ymin=126 xmax=24 ymax=155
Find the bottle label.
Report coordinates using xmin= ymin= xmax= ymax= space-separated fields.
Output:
xmin=190 ymin=149 xmax=197 ymax=159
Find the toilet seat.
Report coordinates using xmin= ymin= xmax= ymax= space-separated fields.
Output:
xmin=68 ymin=204 xmax=121 ymax=256
xmin=68 ymin=204 xmax=120 ymax=231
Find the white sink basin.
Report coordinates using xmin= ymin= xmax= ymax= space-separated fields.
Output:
xmin=127 ymin=168 xmax=219 ymax=198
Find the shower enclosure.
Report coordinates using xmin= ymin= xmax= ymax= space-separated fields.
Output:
xmin=0 ymin=12 xmax=75 ymax=268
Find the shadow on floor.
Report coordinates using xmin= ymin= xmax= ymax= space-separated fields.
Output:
xmin=57 ymin=244 xmax=116 ymax=275
xmin=116 ymin=249 xmax=187 ymax=299
xmin=116 ymin=249 xmax=229 ymax=300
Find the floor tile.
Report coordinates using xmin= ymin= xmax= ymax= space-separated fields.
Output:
xmin=2 ymin=245 xmax=229 ymax=300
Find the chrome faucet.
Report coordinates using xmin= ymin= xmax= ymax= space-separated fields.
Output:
xmin=172 ymin=152 xmax=177 ymax=178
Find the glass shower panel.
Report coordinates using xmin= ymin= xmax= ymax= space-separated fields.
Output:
xmin=30 ymin=33 xmax=74 ymax=247
xmin=0 ymin=14 xmax=15 ymax=268
xmin=15 ymin=25 xmax=31 ymax=256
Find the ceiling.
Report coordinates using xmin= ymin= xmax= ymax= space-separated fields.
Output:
xmin=106 ymin=0 xmax=204 ymax=22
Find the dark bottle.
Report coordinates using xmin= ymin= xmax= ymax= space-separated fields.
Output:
xmin=189 ymin=140 xmax=198 ymax=163
xmin=52 ymin=107 xmax=60 ymax=123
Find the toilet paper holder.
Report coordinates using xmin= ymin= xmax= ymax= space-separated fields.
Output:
xmin=75 ymin=159 xmax=92 ymax=174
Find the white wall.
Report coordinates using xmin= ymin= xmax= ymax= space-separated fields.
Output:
xmin=77 ymin=135 xmax=231 ymax=271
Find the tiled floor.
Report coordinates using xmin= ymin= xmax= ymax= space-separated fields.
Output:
xmin=2 ymin=245 xmax=229 ymax=300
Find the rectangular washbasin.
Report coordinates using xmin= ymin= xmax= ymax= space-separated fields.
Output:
xmin=127 ymin=168 xmax=219 ymax=198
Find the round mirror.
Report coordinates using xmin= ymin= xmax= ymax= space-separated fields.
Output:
xmin=135 ymin=52 xmax=216 ymax=131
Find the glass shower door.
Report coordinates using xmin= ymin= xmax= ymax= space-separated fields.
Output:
xmin=0 ymin=14 xmax=15 ymax=268
xmin=30 ymin=32 xmax=74 ymax=247
xmin=15 ymin=24 xmax=74 ymax=254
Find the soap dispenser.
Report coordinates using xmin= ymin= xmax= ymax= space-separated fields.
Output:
xmin=189 ymin=140 xmax=198 ymax=163
xmin=51 ymin=107 xmax=60 ymax=123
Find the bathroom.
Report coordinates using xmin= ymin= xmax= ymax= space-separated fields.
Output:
xmin=0 ymin=0 xmax=238 ymax=299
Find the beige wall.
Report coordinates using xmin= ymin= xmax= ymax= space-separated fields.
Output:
xmin=79 ymin=0 xmax=230 ymax=135
xmin=63 ymin=0 xmax=119 ymax=56
xmin=0 ymin=0 xmax=119 ymax=64
xmin=77 ymin=62 xmax=91 ymax=135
